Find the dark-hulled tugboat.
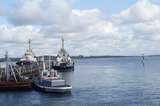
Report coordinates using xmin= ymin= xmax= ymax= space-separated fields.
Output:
xmin=16 ymin=39 xmax=37 ymax=66
xmin=0 ymin=52 xmax=32 ymax=91
xmin=34 ymin=57 xmax=72 ymax=93
xmin=53 ymin=37 xmax=74 ymax=71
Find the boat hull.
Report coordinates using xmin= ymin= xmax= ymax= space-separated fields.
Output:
xmin=34 ymin=83 xmax=72 ymax=93
xmin=53 ymin=65 xmax=74 ymax=71
xmin=16 ymin=61 xmax=37 ymax=66
xmin=0 ymin=81 xmax=32 ymax=91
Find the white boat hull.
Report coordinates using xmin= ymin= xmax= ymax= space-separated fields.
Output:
xmin=34 ymin=83 xmax=72 ymax=93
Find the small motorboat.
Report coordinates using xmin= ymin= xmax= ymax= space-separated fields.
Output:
xmin=34 ymin=57 xmax=72 ymax=93
xmin=34 ymin=79 xmax=72 ymax=93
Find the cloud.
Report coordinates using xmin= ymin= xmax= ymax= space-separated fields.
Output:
xmin=0 ymin=25 xmax=60 ymax=57
xmin=112 ymin=0 xmax=160 ymax=24
xmin=1 ymin=0 xmax=160 ymax=56
xmin=110 ymin=0 xmax=160 ymax=55
xmin=8 ymin=0 xmax=71 ymax=25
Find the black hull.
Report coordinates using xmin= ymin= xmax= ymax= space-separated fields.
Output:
xmin=16 ymin=61 xmax=36 ymax=66
xmin=53 ymin=66 xmax=74 ymax=71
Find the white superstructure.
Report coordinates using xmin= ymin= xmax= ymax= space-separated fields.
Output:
xmin=20 ymin=39 xmax=37 ymax=63
xmin=56 ymin=36 xmax=73 ymax=66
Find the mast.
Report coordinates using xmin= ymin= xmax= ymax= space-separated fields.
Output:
xmin=61 ymin=36 xmax=64 ymax=50
xmin=48 ymin=56 xmax=51 ymax=70
xmin=142 ymin=54 xmax=144 ymax=60
xmin=28 ymin=39 xmax=31 ymax=51
xmin=5 ymin=51 xmax=9 ymax=81
xmin=142 ymin=54 xmax=145 ymax=67
xmin=42 ymin=56 xmax=46 ymax=71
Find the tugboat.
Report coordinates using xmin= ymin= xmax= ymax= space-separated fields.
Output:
xmin=16 ymin=39 xmax=39 ymax=77
xmin=34 ymin=57 xmax=72 ymax=93
xmin=0 ymin=52 xmax=32 ymax=91
xmin=53 ymin=37 xmax=74 ymax=71
xmin=16 ymin=39 xmax=37 ymax=66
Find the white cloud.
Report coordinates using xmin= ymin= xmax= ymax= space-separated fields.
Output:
xmin=112 ymin=0 xmax=160 ymax=24
xmin=109 ymin=0 xmax=160 ymax=55
xmin=0 ymin=25 xmax=61 ymax=57
xmin=1 ymin=0 xmax=160 ymax=56
xmin=8 ymin=0 xmax=71 ymax=25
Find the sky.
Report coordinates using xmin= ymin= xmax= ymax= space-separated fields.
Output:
xmin=0 ymin=0 xmax=160 ymax=57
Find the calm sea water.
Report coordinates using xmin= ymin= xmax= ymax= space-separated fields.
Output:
xmin=1 ymin=57 xmax=160 ymax=106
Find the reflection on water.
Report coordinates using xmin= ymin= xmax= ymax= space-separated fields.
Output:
xmin=1 ymin=57 xmax=160 ymax=106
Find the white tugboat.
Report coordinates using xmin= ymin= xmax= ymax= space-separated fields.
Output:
xmin=16 ymin=39 xmax=37 ymax=66
xmin=53 ymin=36 xmax=74 ymax=71
xmin=34 ymin=57 xmax=72 ymax=93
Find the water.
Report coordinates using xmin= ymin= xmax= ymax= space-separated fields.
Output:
xmin=1 ymin=57 xmax=160 ymax=106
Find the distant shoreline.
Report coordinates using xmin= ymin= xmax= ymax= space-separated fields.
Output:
xmin=72 ymin=56 xmax=137 ymax=59
xmin=0 ymin=55 xmax=160 ymax=62
xmin=72 ymin=55 xmax=160 ymax=59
